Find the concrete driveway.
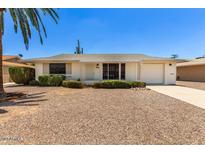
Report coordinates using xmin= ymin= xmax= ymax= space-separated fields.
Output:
xmin=147 ymin=85 xmax=205 ymax=109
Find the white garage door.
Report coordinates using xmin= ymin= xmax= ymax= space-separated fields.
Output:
xmin=141 ymin=64 xmax=164 ymax=84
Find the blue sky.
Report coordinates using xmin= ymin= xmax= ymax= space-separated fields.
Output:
xmin=3 ymin=8 xmax=205 ymax=59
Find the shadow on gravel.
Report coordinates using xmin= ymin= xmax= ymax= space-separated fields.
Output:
xmin=0 ymin=92 xmax=47 ymax=107
xmin=0 ymin=109 xmax=8 ymax=114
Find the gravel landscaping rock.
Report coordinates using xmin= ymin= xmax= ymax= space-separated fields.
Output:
xmin=0 ymin=86 xmax=205 ymax=144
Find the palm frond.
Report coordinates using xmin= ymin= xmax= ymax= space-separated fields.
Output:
xmin=41 ymin=8 xmax=59 ymax=24
xmin=9 ymin=9 xmax=18 ymax=33
xmin=3 ymin=8 xmax=59 ymax=49
xmin=33 ymin=9 xmax=47 ymax=37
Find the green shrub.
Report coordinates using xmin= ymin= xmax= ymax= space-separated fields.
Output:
xmin=137 ymin=82 xmax=146 ymax=87
xmin=38 ymin=75 xmax=50 ymax=86
xmin=62 ymin=80 xmax=83 ymax=88
xmin=9 ymin=67 xmax=35 ymax=85
xmin=38 ymin=75 xmax=65 ymax=86
xmin=29 ymin=80 xmax=39 ymax=86
xmin=128 ymin=81 xmax=146 ymax=88
xmin=92 ymin=82 xmax=102 ymax=88
xmin=93 ymin=80 xmax=130 ymax=89
xmin=128 ymin=81 xmax=138 ymax=88
xmin=48 ymin=75 xmax=64 ymax=86
xmin=93 ymin=80 xmax=146 ymax=89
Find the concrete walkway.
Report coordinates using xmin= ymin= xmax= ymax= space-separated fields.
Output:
xmin=147 ymin=85 xmax=205 ymax=109
xmin=3 ymin=82 xmax=20 ymax=87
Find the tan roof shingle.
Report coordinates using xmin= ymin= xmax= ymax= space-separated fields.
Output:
xmin=177 ymin=58 xmax=205 ymax=67
xmin=24 ymin=54 xmax=175 ymax=63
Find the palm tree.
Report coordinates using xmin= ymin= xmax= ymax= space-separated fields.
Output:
xmin=0 ymin=8 xmax=59 ymax=97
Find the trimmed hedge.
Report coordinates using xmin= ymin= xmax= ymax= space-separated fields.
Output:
xmin=93 ymin=80 xmax=146 ymax=89
xmin=9 ymin=67 xmax=35 ymax=85
xmin=48 ymin=75 xmax=64 ymax=86
xmin=129 ymin=81 xmax=146 ymax=88
xmin=38 ymin=75 xmax=50 ymax=86
xmin=62 ymin=80 xmax=83 ymax=88
xmin=29 ymin=80 xmax=39 ymax=86
xmin=93 ymin=80 xmax=129 ymax=88
xmin=38 ymin=75 xmax=64 ymax=86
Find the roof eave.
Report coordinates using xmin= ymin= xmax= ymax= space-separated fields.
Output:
xmin=177 ymin=63 xmax=205 ymax=67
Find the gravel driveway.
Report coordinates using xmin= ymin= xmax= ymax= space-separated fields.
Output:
xmin=1 ymin=86 xmax=205 ymax=144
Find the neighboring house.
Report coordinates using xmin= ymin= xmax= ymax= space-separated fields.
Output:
xmin=177 ymin=58 xmax=205 ymax=82
xmin=3 ymin=55 xmax=34 ymax=83
xmin=24 ymin=54 xmax=176 ymax=84
xmin=3 ymin=55 xmax=22 ymax=63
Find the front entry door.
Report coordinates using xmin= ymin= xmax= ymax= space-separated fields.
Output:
xmin=108 ymin=64 xmax=119 ymax=79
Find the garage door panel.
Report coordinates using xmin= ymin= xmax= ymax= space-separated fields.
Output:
xmin=141 ymin=64 xmax=164 ymax=84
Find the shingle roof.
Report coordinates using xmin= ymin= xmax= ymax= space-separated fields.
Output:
xmin=24 ymin=54 xmax=175 ymax=63
xmin=177 ymin=58 xmax=205 ymax=67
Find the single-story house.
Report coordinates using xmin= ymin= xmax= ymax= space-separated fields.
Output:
xmin=3 ymin=55 xmax=35 ymax=83
xmin=24 ymin=54 xmax=176 ymax=84
xmin=177 ymin=58 xmax=205 ymax=82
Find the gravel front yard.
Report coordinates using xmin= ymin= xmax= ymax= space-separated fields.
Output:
xmin=1 ymin=86 xmax=205 ymax=144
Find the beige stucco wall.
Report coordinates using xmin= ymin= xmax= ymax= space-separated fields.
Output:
xmin=43 ymin=63 xmax=49 ymax=74
xmin=80 ymin=63 xmax=102 ymax=80
xmin=72 ymin=62 xmax=81 ymax=80
xmin=35 ymin=63 xmax=43 ymax=80
xmin=125 ymin=62 xmax=137 ymax=81
xmin=177 ymin=65 xmax=205 ymax=82
xmin=83 ymin=63 xmax=95 ymax=80
xmin=95 ymin=63 xmax=102 ymax=80
xmin=34 ymin=61 xmax=176 ymax=84
xmin=164 ymin=63 xmax=176 ymax=84
xmin=66 ymin=63 xmax=72 ymax=74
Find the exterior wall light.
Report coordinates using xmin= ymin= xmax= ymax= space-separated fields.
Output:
xmin=96 ymin=64 xmax=100 ymax=68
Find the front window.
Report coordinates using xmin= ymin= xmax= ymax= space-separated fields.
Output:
xmin=103 ymin=63 xmax=122 ymax=80
xmin=121 ymin=63 xmax=125 ymax=80
xmin=103 ymin=64 xmax=108 ymax=79
xmin=49 ymin=63 xmax=66 ymax=74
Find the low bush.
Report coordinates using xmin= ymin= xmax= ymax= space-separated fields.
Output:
xmin=38 ymin=75 xmax=64 ymax=86
xmin=9 ymin=67 xmax=35 ymax=85
xmin=48 ymin=75 xmax=64 ymax=86
xmin=62 ymin=80 xmax=83 ymax=88
xmin=29 ymin=80 xmax=39 ymax=86
xmin=128 ymin=81 xmax=146 ymax=88
xmin=38 ymin=75 xmax=50 ymax=86
xmin=93 ymin=80 xmax=130 ymax=89
xmin=93 ymin=80 xmax=146 ymax=89
xmin=137 ymin=82 xmax=146 ymax=87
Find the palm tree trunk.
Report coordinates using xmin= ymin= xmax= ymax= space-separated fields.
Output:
xmin=0 ymin=9 xmax=5 ymax=97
